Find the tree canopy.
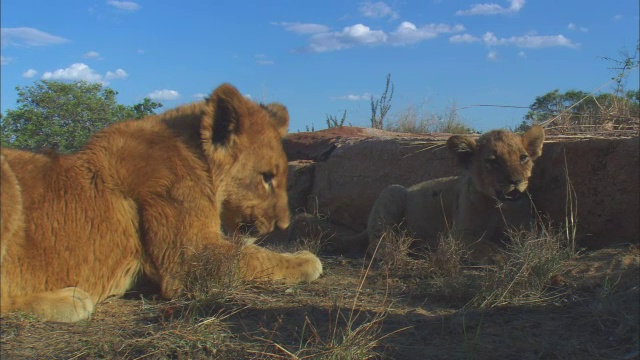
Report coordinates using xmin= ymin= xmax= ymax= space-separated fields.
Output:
xmin=1 ymin=80 xmax=162 ymax=153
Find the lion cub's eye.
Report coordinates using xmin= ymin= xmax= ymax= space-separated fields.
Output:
xmin=484 ymin=156 xmax=498 ymax=167
xmin=261 ymin=172 xmax=275 ymax=185
xmin=519 ymin=154 xmax=529 ymax=163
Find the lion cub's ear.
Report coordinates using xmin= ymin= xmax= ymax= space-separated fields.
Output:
xmin=261 ymin=102 xmax=290 ymax=138
xmin=521 ymin=125 xmax=545 ymax=160
xmin=447 ymin=135 xmax=477 ymax=169
xmin=204 ymin=83 xmax=247 ymax=146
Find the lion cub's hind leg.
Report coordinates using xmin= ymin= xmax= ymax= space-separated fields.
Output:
xmin=6 ymin=287 xmax=94 ymax=323
xmin=365 ymin=184 xmax=408 ymax=258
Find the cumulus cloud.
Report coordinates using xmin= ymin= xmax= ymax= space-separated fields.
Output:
xmin=272 ymin=22 xmax=329 ymax=34
xmin=359 ymin=1 xmax=398 ymax=19
xmin=147 ymin=89 xmax=180 ymax=101
xmin=307 ymin=24 xmax=387 ymax=52
xmin=104 ymin=68 xmax=128 ymax=80
xmin=22 ymin=69 xmax=37 ymax=78
xmin=456 ymin=0 xmax=525 ymax=16
xmin=41 ymin=63 xmax=128 ymax=84
xmin=1 ymin=27 xmax=69 ymax=47
xmin=487 ymin=50 xmax=498 ymax=61
xmin=42 ymin=63 xmax=103 ymax=83
xmin=335 ymin=93 xmax=372 ymax=101
xmin=106 ymin=0 xmax=141 ymax=12
xmin=1 ymin=55 xmax=12 ymax=65
xmin=390 ymin=22 xmax=465 ymax=45
xmin=282 ymin=21 xmax=464 ymax=53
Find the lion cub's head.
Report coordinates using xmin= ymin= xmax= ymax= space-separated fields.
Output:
xmin=447 ymin=126 xmax=544 ymax=201
xmin=199 ymin=84 xmax=291 ymax=236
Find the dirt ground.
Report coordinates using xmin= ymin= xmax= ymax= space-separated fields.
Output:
xmin=1 ymin=244 xmax=638 ymax=360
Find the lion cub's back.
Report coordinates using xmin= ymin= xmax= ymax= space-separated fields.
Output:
xmin=403 ymin=176 xmax=461 ymax=247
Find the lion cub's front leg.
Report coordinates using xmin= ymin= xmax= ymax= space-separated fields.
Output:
xmin=365 ymin=184 xmax=408 ymax=258
xmin=239 ymin=244 xmax=323 ymax=283
xmin=2 ymin=287 xmax=94 ymax=323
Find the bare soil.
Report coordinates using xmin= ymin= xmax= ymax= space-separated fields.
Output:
xmin=1 ymin=245 xmax=638 ymax=360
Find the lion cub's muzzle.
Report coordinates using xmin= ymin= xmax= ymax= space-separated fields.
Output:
xmin=496 ymin=188 xmax=524 ymax=201
xmin=496 ymin=179 xmax=528 ymax=201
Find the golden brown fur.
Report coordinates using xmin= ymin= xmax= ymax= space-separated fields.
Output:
xmin=0 ymin=83 xmax=322 ymax=322
xmin=339 ymin=126 xmax=545 ymax=261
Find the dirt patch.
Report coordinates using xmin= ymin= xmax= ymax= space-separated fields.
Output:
xmin=2 ymin=247 xmax=638 ymax=359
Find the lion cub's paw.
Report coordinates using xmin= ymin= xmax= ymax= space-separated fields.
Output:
xmin=289 ymin=251 xmax=323 ymax=283
xmin=29 ymin=287 xmax=95 ymax=323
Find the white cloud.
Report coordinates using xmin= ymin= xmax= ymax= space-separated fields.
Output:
xmin=487 ymin=50 xmax=498 ymax=61
xmin=104 ymin=68 xmax=127 ymax=80
xmin=450 ymin=31 xmax=578 ymax=51
xmin=255 ymin=54 xmax=274 ymax=65
xmin=496 ymin=33 xmax=577 ymax=48
xmin=147 ymin=89 xmax=180 ymax=101
xmin=456 ymin=0 xmax=525 ymax=16
xmin=106 ymin=0 xmax=141 ymax=12
xmin=359 ymin=1 xmax=399 ymax=19
xmin=567 ymin=23 xmax=588 ymax=32
xmin=449 ymin=33 xmax=480 ymax=43
xmin=308 ymin=23 xmax=387 ymax=52
xmin=42 ymin=63 xmax=103 ymax=83
xmin=1 ymin=27 xmax=69 ymax=47
xmin=22 ymin=69 xmax=37 ymax=78
xmin=83 ymin=51 xmax=101 ymax=59
xmin=193 ymin=93 xmax=207 ymax=100
xmin=294 ymin=21 xmax=463 ymax=52
xmin=41 ymin=63 xmax=128 ymax=84
xmin=613 ymin=14 xmax=623 ymax=21
xmin=335 ymin=93 xmax=372 ymax=101
xmin=1 ymin=55 xmax=12 ymax=65
xmin=518 ymin=51 xmax=526 ymax=58
xmin=274 ymin=22 xmax=329 ymax=34
xmin=390 ymin=22 xmax=465 ymax=45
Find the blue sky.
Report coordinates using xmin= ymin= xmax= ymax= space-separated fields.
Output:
xmin=1 ymin=0 xmax=638 ymax=132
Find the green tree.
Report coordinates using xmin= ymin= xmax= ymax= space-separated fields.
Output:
xmin=523 ymin=89 xmax=639 ymax=131
xmin=1 ymin=80 xmax=162 ymax=152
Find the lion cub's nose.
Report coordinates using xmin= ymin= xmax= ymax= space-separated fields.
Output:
xmin=276 ymin=216 xmax=290 ymax=231
xmin=508 ymin=178 xmax=522 ymax=186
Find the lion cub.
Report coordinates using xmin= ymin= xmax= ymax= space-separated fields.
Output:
xmin=347 ymin=126 xmax=544 ymax=262
xmin=1 ymin=83 xmax=322 ymax=322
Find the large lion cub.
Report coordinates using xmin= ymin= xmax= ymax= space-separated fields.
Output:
xmin=349 ymin=126 xmax=545 ymax=261
xmin=0 ymin=83 xmax=322 ymax=322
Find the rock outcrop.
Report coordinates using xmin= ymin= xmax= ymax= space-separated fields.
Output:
xmin=283 ymin=127 xmax=639 ymax=249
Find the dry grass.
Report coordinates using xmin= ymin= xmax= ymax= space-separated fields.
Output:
xmin=0 ymin=299 xmax=239 ymax=359
xmin=386 ymin=102 xmax=476 ymax=134
xmin=428 ymin=232 xmax=469 ymax=277
xmin=255 ymin=311 xmax=390 ymax=359
xmin=469 ymin=224 xmax=577 ymax=309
